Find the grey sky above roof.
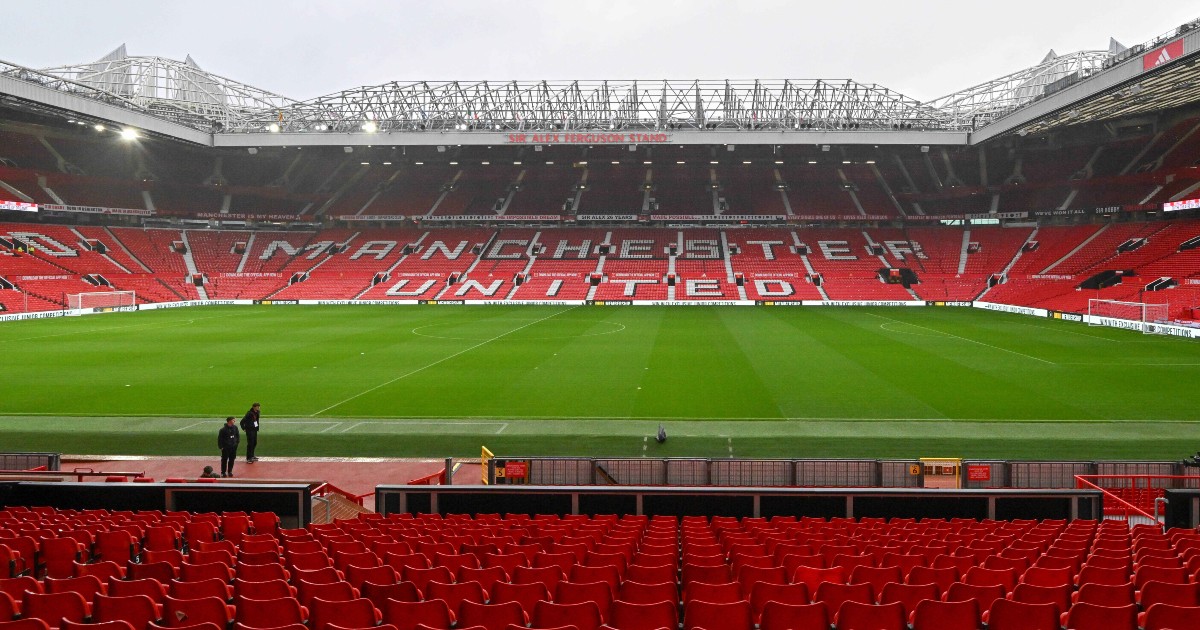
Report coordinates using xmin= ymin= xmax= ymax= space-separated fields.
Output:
xmin=6 ymin=0 xmax=1197 ymax=102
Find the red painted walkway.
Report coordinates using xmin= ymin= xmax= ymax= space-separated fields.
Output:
xmin=61 ymin=455 xmax=484 ymax=511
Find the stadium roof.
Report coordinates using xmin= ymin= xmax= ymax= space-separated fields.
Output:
xmin=1 ymin=17 xmax=1197 ymax=148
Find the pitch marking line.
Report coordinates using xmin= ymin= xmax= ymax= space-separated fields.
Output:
xmin=1058 ymin=362 xmax=1200 ymax=366
xmin=310 ymin=306 xmax=579 ymax=416
xmin=864 ymin=311 xmax=1056 ymax=365
xmin=329 ymin=421 xmax=508 ymax=434
xmin=174 ymin=421 xmax=208 ymax=432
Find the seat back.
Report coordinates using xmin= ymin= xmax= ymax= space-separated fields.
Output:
xmin=985 ymin=599 xmax=1059 ymax=630
xmin=833 ymin=600 xmax=906 ymax=630
xmin=606 ymin=600 xmax=678 ymax=630
xmin=381 ymin=599 xmax=453 ymax=630
xmin=456 ymin=600 xmax=526 ymax=630
xmin=308 ymin=597 xmax=379 ymax=630
xmin=532 ymin=600 xmax=604 ymax=630
xmin=1142 ymin=603 xmax=1200 ymax=630
xmin=1061 ymin=602 xmax=1137 ymax=630
xmin=909 ymin=599 xmax=979 ymax=630
xmin=757 ymin=601 xmax=829 ymax=630
xmin=681 ymin=599 xmax=752 ymax=630
xmin=21 ymin=591 xmax=89 ymax=630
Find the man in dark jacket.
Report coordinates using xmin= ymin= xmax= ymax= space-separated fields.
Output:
xmin=240 ymin=402 xmax=261 ymax=463
xmin=218 ymin=416 xmax=240 ymax=477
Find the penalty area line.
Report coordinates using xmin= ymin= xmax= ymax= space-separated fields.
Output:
xmin=863 ymin=311 xmax=1056 ymax=365
xmin=309 ymin=306 xmax=579 ymax=417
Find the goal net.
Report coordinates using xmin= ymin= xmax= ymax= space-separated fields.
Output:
xmin=1088 ymin=298 xmax=1169 ymax=333
xmin=68 ymin=290 xmax=136 ymax=310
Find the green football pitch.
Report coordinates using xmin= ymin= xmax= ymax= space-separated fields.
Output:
xmin=2 ymin=305 xmax=1197 ymax=460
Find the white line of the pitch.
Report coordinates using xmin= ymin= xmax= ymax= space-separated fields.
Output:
xmin=0 ymin=311 xmax=256 ymax=344
xmin=862 ymin=311 xmax=1056 ymax=365
xmin=34 ymin=413 xmax=1200 ymax=424
xmin=1010 ymin=320 xmax=1121 ymax=342
xmin=308 ymin=306 xmax=580 ymax=417
xmin=177 ymin=419 xmax=507 ymax=432
xmin=1057 ymin=362 xmax=1200 ymax=366
xmin=333 ymin=421 xmax=508 ymax=434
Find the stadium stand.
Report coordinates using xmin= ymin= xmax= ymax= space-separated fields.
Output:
xmin=5 ymin=508 xmax=1200 ymax=630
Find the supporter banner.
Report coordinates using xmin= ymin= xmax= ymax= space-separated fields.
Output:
xmin=196 ymin=213 xmax=302 ymax=221
xmin=1033 ymin=205 xmax=1124 ymax=217
xmin=651 ymin=214 xmax=785 ymax=221
xmin=420 ymin=214 xmax=562 ymax=222
xmin=0 ymin=310 xmax=65 ymax=322
xmin=1086 ymin=314 xmax=1200 ymax=338
xmin=576 ymin=214 xmax=639 ymax=221
xmin=906 ymin=212 xmax=1030 ymax=221
xmin=218 ymin=272 xmax=281 ymax=278
xmin=1031 ymin=274 xmax=1074 ymax=280
xmin=972 ymin=211 xmax=1029 ymax=220
xmin=0 ymin=201 xmax=37 ymax=213
xmin=1143 ymin=38 xmax=1185 ymax=70
xmin=804 ymin=300 xmax=925 ymax=307
xmin=18 ymin=275 xmax=72 ymax=281
xmin=42 ymin=204 xmax=150 ymax=216
xmin=973 ymin=301 xmax=1049 ymax=318
xmin=337 ymin=214 xmax=409 ymax=221
xmin=902 ymin=215 xmax=956 ymax=222
xmin=505 ymin=132 xmax=671 ymax=145
xmin=1164 ymin=197 xmax=1200 ymax=212
xmin=305 ymin=300 xmax=422 ymax=305
xmin=791 ymin=214 xmax=891 ymax=221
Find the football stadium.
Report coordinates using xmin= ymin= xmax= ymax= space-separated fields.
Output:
xmin=2 ymin=7 xmax=1200 ymax=630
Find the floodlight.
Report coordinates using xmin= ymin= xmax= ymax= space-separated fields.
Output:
xmin=362 ymin=121 xmax=378 ymax=133
xmin=120 ymin=129 xmax=138 ymax=140
xmin=93 ymin=124 xmax=105 ymax=132
xmin=268 ymin=123 xmax=280 ymax=133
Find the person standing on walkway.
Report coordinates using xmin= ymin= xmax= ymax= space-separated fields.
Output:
xmin=241 ymin=402 xmax=261 ymax=463
xmin=218 ymin=416 xmax=240 ymax=477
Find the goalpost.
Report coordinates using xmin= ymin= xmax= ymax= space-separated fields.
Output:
xmin=1087 ymin=298 xmax=1169 ymax=334
xmin=67 ymin=290 xmax=137 ymax=311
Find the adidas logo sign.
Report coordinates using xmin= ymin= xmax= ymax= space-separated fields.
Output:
xmin=1154 ymin=49 xmax=1173 ymax=67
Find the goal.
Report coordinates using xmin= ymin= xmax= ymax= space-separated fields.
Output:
xmin=1088 ymin=298 xmax=1169 ymax=333
xmin=67 ymin=290 xmax=137 ymax=310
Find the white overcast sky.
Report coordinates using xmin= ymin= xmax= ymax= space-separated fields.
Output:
xmin=3 ymin=1 xmax=1197 ymax=101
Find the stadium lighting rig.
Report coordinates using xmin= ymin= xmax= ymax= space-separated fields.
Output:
xmin=4 ymin=17 xmax=1197 ymax=145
